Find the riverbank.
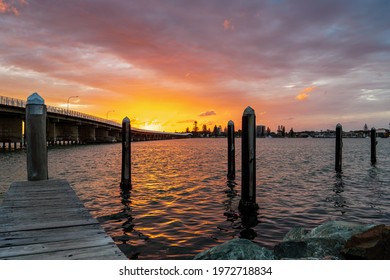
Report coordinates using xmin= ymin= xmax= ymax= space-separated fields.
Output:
xmin=194 ymin=220 xmax=390 ymax=260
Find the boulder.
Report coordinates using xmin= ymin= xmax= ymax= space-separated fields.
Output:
xmin=194 ymin=238 xmax=274 ymax=260
xmin=193 ymin=221 xmax=386 ymax=260
xmin=275 ymin=220 xmax=376 ymax=259
xmin=341 ymin=224 xmax=390 ymax=260
xmin=307 ymin=220 xmax=375 ymax=241
xmin=274 ymin=240 xmax=307 ymax=259
xmin=274 ymin=238 xmax=345 ymax=259
xmin=282 ymin=227 xmax=308 ymax=241
xmin=283 ymin=221 xmax=375 ymax=242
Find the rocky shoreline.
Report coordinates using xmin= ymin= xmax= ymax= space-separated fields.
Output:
xmin=194 ymin=220 xmax=390 ymax=260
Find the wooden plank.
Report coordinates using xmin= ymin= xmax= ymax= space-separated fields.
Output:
xmin=0 ymin=179 xmax=127 ymax=260
xmin=5 ymin=244 xmax=125 ymax=260
xmin=0 ymin=235 xmax=116 ymax=258
xmin=0 ymin=210 xmax=91 ymax=222
xmin=6 ymin=183 xmax=71 ymax=190
xmin=0 ymin=215 xmax=96 ymax=228
xmin=0 ymin=225 xmax=107 ymax=247
xmin=8 ymin=179 xmax=69 ymax=188
xmin=2 ymin=191 xmax=78 ymax=201
xmin=0 ymin=207 xmax=88 ymax=217
xmin=0 ymin=218 xmax=100 ymax=233
xmin=1 ymin=200 xmax=85 ymax=208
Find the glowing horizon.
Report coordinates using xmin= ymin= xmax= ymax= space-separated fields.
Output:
xmin=1 ymin=0 xmax=389 ymax=132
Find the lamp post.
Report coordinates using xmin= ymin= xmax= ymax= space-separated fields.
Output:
xmin=106 ymin=110 xmax=115 ymax=120
xmin=67 ymin=96 xmax=79 ymax=115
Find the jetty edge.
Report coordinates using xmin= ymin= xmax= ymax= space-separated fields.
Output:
xmin=0 ymin=179 xmax=127 ymax=260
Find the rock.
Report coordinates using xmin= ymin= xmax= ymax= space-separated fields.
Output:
xmin=282 ymin=221 xmax=374 ymax=242
xmin=307 ymin=220 xmax=375 ymax=241
xmin=283 ymin=227 xmax=308 ymax=241
xmin=194 ymin=221 xmax=386 ymax=260
xmin=274 ymin=238 xmax=345 ymax=259
xmin=194 ymin=238 xmax=274 ymax=260
xmin=341 ymin=224 xmax=390 ymax=260
xmin=305 ymin=238 xmax=345 ymax=258
xmin=274 ymin=241 xmax=307 ymax=259
xmin=275 ymin=221 xmax=376 ymax=260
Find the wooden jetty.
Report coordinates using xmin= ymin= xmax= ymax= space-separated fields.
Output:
xmin=0 ymin=179 xmax=127 ymax=260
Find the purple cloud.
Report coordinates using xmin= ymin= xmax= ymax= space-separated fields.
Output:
xmin=198 ymin=110 xmax=216 ymax=117
xmin=1 ymin=0 xmax=389 ymax=130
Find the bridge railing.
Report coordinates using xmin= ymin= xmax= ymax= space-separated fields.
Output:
xmin=0 ymin=96 xmax=26 ymax=108
xmin=1 ymin=95 xmax=121 ymax=128
xmin=1 ymin=95 xmax=191 ymax=136
xmin=46 ymin=106 xmax=121 ymax=128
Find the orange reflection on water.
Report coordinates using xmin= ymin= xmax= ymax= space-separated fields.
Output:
xmin=25 ymin=137 xmax=390 ymax=259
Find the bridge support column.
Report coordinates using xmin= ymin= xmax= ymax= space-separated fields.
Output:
xmin=0 ymin=117 xmax=23 ymax=149
xmin=109 ymin=129 xmax=120 ymax=142
xmin=47 ymin=120 xmax=57 ymax=145
xmin=55 ymin=124 xmax=79 ymax=144
xmin=78 ymin=126 xmax=96 ymax=144
xmin=95 ymin=128 xmax=110 ymax=143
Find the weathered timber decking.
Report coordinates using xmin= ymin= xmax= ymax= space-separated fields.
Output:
xmin=0 ymin=179 xmax=127 ymax=260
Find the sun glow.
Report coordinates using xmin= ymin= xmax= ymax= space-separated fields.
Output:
xmin=140 ymin=122 xmax=163 ymax=132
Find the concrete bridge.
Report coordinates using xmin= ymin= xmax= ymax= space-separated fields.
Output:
xmin=0 ymin=95 xmax=190 ymax=150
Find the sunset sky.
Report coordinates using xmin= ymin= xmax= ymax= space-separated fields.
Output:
xmin=1 ymin=0 xmax=389 ymax=132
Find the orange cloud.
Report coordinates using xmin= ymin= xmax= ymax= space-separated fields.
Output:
xmin=223 ymin=19 xmax=235 ymax=31
xmin=295 ymin=86 xmax=316 ymax=101
xmin=0 ymin=0 xmax=28 ymax=16
xmin=0 ymin=0 xmax=11 ymax=13
xmin=0 ymin=0 xmax=26 ymax=15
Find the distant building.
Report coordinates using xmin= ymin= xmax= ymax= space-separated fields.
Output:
xmin=256 ymin=125 xmax=266 ymax=137
xmin=377 ymin=128 xmax=389 ymax=138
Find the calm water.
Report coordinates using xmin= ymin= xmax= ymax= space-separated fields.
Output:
xmin=1 ymin=138 xmax=389 ymax=259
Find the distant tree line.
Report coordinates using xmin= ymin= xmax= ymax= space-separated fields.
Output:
xmin=183 ymin=122 xmax=389 ymax=138
xmin=184 ymin=121 xmax=230 ymax=138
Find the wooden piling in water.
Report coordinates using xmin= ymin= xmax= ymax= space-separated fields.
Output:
xmin=227 ymin=120 xmax=235 ymax=180
xmin=120 ymin=117 xmax=131 ymax=188
xmin=371 ymin=127 xmax=377 ymax=165
xmin=26 ymin=92 xmax=48 ymax=181
xmin=240 ymin=106 xmax=258 ymax=210
xmin=335 ymin=123 xmax=342 ymax=173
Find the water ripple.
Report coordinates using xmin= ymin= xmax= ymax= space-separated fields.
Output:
xmin=1 ymin=138 xmax=389 ymax=259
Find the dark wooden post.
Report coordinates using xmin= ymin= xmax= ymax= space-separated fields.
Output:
xmin=26 ymin=92 xmax=48 ymax=181
xmin=240 ymin=106 xmax=258 ymax=210
xmin=371 ymin=127 xmax=377 ymax=165
xmin=120 ymin=117 xmax=131 ymax=188
xmin=335 ymin=123 xmax=342 ymax=173
xmin=227 ymin=120 xmax=235 ymax=180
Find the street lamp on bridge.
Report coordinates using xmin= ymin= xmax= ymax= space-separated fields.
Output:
xmin=67 ymin=96 xmax=79 ymax=115
xmin=106 ymin=110 xmax=115 ymax=120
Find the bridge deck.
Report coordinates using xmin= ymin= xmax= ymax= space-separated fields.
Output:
xmin=0 ymin=179 xmax=127 ymax=260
